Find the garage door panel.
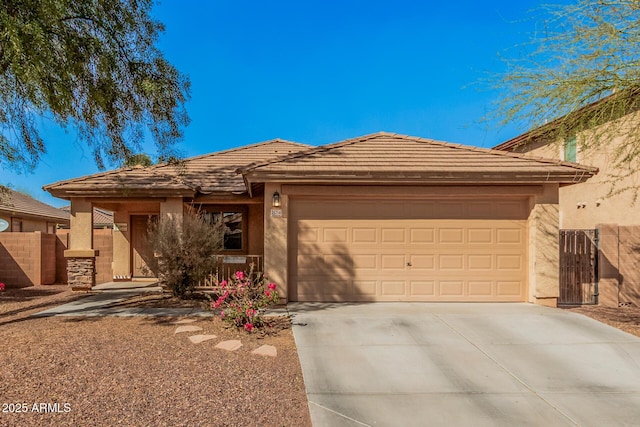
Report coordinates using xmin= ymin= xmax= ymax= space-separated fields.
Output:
xmin=440 ymin=281 xmax=465 ymax=297
xmin=381 ymin=281 xmax=405 ymax=296
xmin=438 ymin=228 xmax=465 ymax=244
xmin=497 ymin=281 xmax=522 ymax=296
xmin=381 ymin=228 xmax=405 ymax=243
xmin=381 ymin=255 xmax=406 ymax=270
xmin=323 ymin=228 xmax=348 ymax=243
xmin=410 ymin=281 xmax=436 ymax=296
xmin=353 ymin=254 xmax=377 ymax=270
xmin=496 ymin=255 xmax=523 ymax=270
xmin=468 ymin=281 xmax=493 ymax=296
xmin=291 ymin=199 xmax=527 ymax=302
xmin=468 ymin=228 xmax=493 ymax=244
xmin=439 ymin=254 xmax=464 ymax=270
xmin=468 ymin=255 xmax=493 ymax=270
xmin=409 ymin=254 xmax=435 ymax=270
xmin=496 ymin=228 xmax=523 ymax=244
xmin=410 ymin=228 xmax=435 ymax=243
xmin=352 ymin=228 xmax=377 ymax=243
xmin=354 ymin=280 xmax=377 ymax=296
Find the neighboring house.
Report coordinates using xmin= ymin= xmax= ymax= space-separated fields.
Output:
xmin=58 ymin=206 xmax=114 ymax=229
xmin=0 ymin=187 xmax=70 ymax=233
xmin=493 ymin=110 xmax=640 ymax=230
xmin=493 ymin=107 xmax=640 ymax=307
xmin=44 ymin=133 xmax=597 ymax=307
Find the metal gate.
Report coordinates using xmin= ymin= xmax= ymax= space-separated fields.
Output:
xmin=559 ymin=229 xmax=598 ymax=305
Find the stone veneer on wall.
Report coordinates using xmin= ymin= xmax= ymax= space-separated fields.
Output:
xmin=67 ymin=257 xmax=95 ymax=290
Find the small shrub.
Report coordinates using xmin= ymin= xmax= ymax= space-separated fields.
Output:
xmin=145 ymin=208 xmax=224 ymax=298
xmin=211 ymin=269 xmax=279 ymax=332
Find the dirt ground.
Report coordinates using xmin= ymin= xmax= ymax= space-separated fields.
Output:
xmin=562 ymin=304 xmax=640 ymax=338
xmin=4 ymin=284 xmax=640 ymax=426
xmin=0 ymin=285 xmax=311 ymax=427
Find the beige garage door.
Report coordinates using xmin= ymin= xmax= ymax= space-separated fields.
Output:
xmin=289 ymin=199 xmax=528 ymax=302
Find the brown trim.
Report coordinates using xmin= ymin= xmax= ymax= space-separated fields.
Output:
xmin=245 ymin=171 xmax=595 ymax=185
xmin=281 ymin=185 xmax=545 ymax=198
xmin=192 ymin=194 xmax=263 ymax=204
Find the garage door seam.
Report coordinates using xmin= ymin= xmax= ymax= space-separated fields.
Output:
xmin=433 ymin=313 xmax=580 ymax=427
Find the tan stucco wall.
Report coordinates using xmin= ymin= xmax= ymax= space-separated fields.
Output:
xmin=263 ymin=183 xmax=288 ymax=302
xmin=99 ymin=200 xmax=162 ymax=279
xmin=528 ymin=184 xmax=560 ymax=306
xmin=20 ymin=218 xmax=48 ymax=232
xmin=67 ymin=198 xmax=93 ymax=252
xmin=112 ymin=210 xmax=131 ymax=277
xmin=520 ymin=111 xmax=640 ymax=229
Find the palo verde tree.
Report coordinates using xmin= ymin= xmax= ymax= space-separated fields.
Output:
xmin=0 ymin=0 xmax=190 ymax=172
xmin=494 ymin=0 xmax=640 ymax=193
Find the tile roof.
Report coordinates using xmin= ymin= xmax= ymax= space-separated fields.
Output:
xmin=60 ymin=206 xmax=113 ymax=227
xmin=44 ymin=139 xmax=311 ymax=198
xmin=0 ymin=187 xmax=70 ymax=223
xmin=241 ymin=132 xmax=598 ymax=184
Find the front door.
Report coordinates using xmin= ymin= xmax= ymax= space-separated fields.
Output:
xmin=131 ymin=215 xmax=156 ymax=278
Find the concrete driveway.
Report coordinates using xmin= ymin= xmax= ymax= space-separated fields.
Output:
xmin=289 ymin=303 xmax=640 ymax=427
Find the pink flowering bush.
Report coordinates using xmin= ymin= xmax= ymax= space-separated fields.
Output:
xmin=0 ymin=282 xmax=5 ymax=291
xmin=210 ymin=269 xmax=279 ymax=332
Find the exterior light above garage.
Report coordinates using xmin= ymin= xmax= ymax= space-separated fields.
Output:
xmin=272 ymin=191 xmax=281 ymax=207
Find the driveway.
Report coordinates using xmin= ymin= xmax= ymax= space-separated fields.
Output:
xmin=289 ymin=303 xmax=640 ymax=427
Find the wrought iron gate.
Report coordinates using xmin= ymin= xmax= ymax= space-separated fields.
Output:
xmin=559 ymin=229 xmax=598 ymax=305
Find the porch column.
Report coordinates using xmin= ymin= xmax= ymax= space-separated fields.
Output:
xmin=528 ymin=184 xmax=560 ymax=307
xmin=112 ymin=211 xmax=131 ymax=279
xmin=160 ymin=197 xmax=184 ymax=222
xmin=64 ymin=197 xmax=96 ymax=290
xmin=264 ymin=183 xmax=288 ymax=302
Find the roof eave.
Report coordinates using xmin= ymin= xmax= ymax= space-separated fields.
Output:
xmin=46 ymin=188 xmax=197 ymax=200
xmin=243 ymin=170 xmax=597 ymax=185
xmin=0 ymin=207 xmax=70 ymax=223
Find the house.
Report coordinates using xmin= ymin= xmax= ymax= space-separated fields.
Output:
xmin=44 ymin=132 xmax=597 ymax=306
xmin=0 ymin=186 xmax=69 ymax=233
xmin=494 ymin=105 xmax=640 ymax=307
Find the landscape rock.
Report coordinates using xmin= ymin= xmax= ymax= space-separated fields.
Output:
xmin=174 ymin=325 xmax=203 ymax=334
xmin=252 ymin=345 xmax=277 ymax=357
xmin=188 ymin=334 xmax=217 ymax=344
xmin=215 ymin=340 xmax=243 ymax=351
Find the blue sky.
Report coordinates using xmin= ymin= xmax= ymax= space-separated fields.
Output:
xmin=3 ymin=0 xmax=554 ymax=207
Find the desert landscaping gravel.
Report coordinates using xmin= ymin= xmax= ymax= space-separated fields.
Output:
xmin=0 ymin=285 xmax=311 ymax=427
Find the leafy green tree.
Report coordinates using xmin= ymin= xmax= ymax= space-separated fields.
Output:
xmin=122 ymin=153 xmax=153 ymax=168
xmin=494 ymin=0 xmax=640 ymax=178
xmin=0 ymin=0 xmax=190 ymax=171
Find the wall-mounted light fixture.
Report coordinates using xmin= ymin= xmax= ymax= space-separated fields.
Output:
xmin=272 ymin=191 xmax=281 ymax=207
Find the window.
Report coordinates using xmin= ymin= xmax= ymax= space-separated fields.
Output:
xmin=202 ymin=209 xmax=244 ymax=251
xmin=564 ymin=136 xmax=577 ymax=162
